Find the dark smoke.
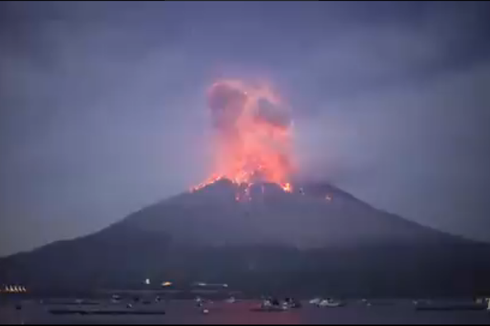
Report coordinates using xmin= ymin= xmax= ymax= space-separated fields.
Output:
xmin=256 ymin=98 xmax=292 ymax=129
xmin=208 ymin=83 xmax=247 ymax=131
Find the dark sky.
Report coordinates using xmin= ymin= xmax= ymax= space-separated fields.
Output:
xmin=1 ymin=1 xmax=490 ymax=256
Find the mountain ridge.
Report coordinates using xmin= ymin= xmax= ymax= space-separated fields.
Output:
xmin=1 ymin=179 xmax=489 ymax=297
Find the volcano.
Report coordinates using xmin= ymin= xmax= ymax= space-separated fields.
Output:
xmin=1 ymin=179 xmax=489 ymax=297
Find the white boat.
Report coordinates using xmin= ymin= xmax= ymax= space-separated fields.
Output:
xmin=309 ymin=297 xmax=322 ymax=305
xmin=284 ymin=298 xmax=302 ymax=309
xmin=253 ymin=299 xmax=288 ymax=312
xmin=225 ymin=297 xmax=236 ymax=304
xmin=318 ymin=298 xmax=343 ymax=307
xmin=111 ymin=295 xmax=121 ymax=303
xmin=195 ymin=297 xmax=203 ymax=307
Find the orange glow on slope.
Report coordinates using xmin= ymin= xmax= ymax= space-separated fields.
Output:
xmin=191 ymin=79 xmax=295 ymax=198
xmin=190 ymin=174 xmax=223 ymax=192
xmin=281 ymin=183 xmax=292 ymax=193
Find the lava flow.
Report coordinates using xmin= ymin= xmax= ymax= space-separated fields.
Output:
xmin=190 ymin=79 xmax=295 ymax=200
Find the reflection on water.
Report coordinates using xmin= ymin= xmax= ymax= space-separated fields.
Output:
xmin=1 ymin=299 xmax=489 ymax=325
xmin=162 ymin=301 xmax=303 ymax=325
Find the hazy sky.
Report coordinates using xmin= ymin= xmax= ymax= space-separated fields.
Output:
xmin=1 ymin=1 xmax=490 ymax=256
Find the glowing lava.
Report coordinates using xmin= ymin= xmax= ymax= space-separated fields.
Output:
xmin=281 ymin=182 xmax=292 ymax=193
xmin=190 ymin=79 xmax=295 ymax=199
xmin=190 ymin=174 xmax=224 ymax=193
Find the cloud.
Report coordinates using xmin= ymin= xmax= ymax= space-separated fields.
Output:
xmin=295 ymin=59 xmax=490 ymax=241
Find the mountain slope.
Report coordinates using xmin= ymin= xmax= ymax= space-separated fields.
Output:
xmin=119 ymin=179 xmax=467 ymax=247
xmin=1 ymin=179 xmax=489 ymax=297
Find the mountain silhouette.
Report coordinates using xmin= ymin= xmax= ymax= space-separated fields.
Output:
xmin=1 ymin=179 xmax=489 ymax=297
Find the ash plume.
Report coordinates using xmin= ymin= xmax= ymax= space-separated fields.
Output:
xmin=203 ymin=79 xmax=295 ymax=187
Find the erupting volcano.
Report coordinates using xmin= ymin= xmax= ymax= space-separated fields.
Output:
xmin=1 ymin=79 xmax=490 ymax=297
xmin=190 ymin=79 xmax=294 ymax=197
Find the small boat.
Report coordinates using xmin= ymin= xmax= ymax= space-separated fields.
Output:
xmin=195 ymin=297 xmax=203 ymax=307
xmin=284 ymin=298 xmax=302 ymax=309
xmin=309 ymin=297 xmax=322 ymax=305
xmin=318 ymin=298 xmax=343 ymax=308
xmin=252 ymin=298 xmax=288 ymax=312
xmin=225 ymin=296 xmax=236 ymax=304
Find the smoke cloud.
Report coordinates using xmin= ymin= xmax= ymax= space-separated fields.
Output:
xmin=256 ymin=98 xmax=291 ymax=130
xmin=208 ymin=82 xmax=247 ymax=131
xmin=205 ymin=79 xmax=294 ymax=186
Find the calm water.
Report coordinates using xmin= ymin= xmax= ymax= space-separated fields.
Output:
xmin=1 ymin=300 xmax=489 ymax=324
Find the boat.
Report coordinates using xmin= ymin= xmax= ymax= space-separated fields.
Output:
xmin=251 ymin=298 xmax=288 ymax=312
xmin=284 ymin=297 xmax=302 ymax=309
xmin=318 ymin=298 xmax=343 ymax=308
xmin=195 ymin=296 xmax=203 ymax=307
xmin=111 ymin=295 xmax=121 ymax=304
xmin=225 ymin=296 xmax=236 ymax=304
xmin=309 ymin=297 xmax=322 ymax=305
